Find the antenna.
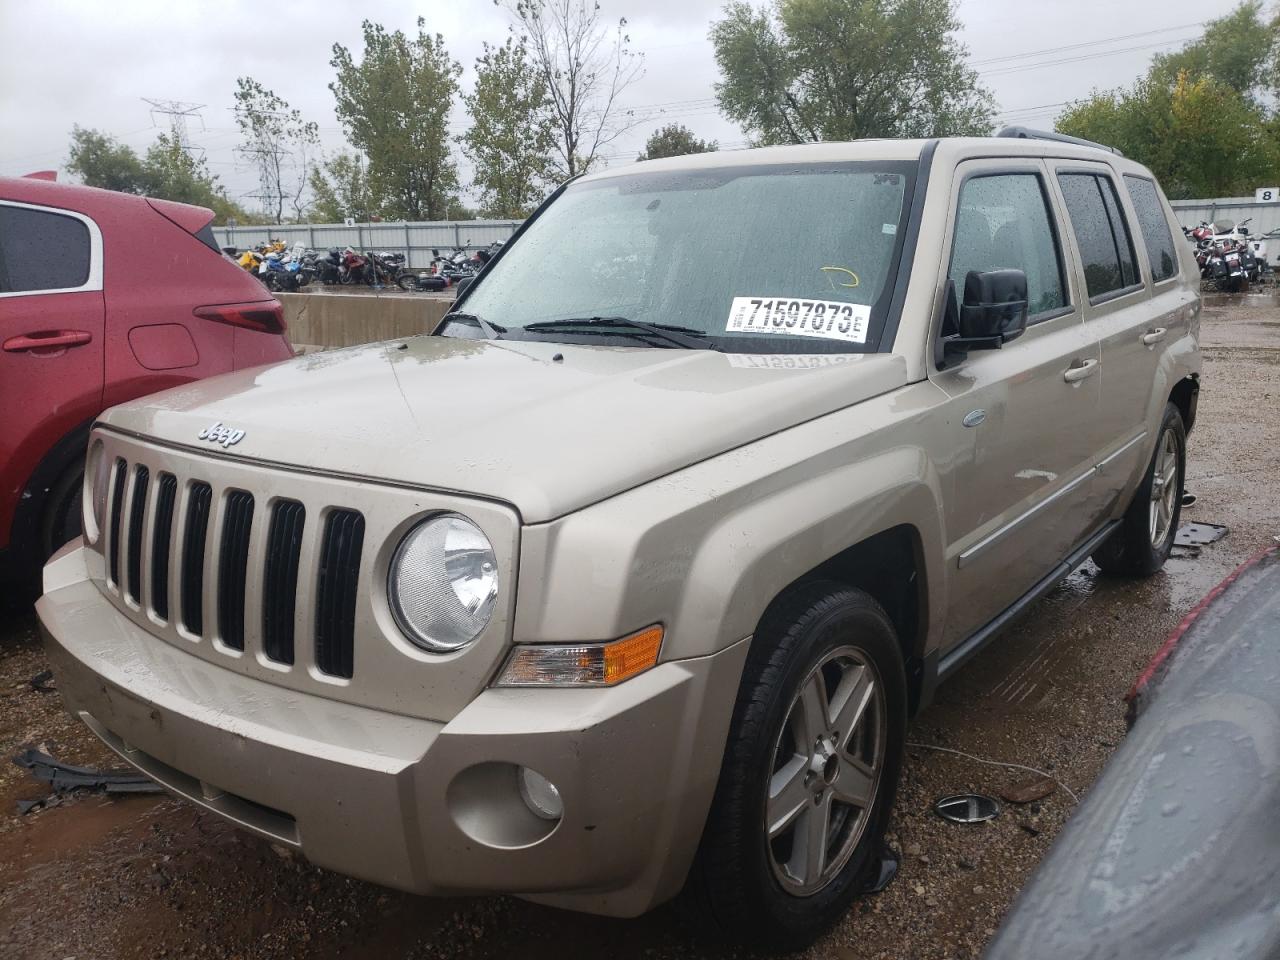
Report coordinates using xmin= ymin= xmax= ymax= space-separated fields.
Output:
xmin=141 ymin=98 xmax=207 ymax=158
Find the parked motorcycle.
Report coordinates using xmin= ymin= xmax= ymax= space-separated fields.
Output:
xmin=1197 ymin=239 xmax=1248 ymax=293
xmin=339 ymin=247 xmax=371 ymax=285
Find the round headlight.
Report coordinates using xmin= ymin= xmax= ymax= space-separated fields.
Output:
xmin=84 ymin=440 xmax=109 ymax=544
xmin=389 ymin=515 xmax=498 ymax=652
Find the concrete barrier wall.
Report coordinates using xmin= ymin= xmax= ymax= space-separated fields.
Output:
xmin=276 ymin=293 xmax=452 ymax=350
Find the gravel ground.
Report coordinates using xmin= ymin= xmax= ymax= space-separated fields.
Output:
xmin=1 ymin=290 xmax=1277 ymax=960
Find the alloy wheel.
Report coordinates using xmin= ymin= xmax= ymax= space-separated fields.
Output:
xmin=766 ymin=645 xmax=886 ymax=896
xmin=1149 ymin=427 xmax=1179 ymax=547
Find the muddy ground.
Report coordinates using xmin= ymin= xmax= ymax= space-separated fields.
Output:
xmin=1 ymin=291 xmax=1277 ymax=960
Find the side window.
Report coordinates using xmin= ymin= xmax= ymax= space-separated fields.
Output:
xmin=948 ymin=173 xmax=1067 ymax=321
xmin=1057 ymin=173 xmax=1141 ymax=300
xmin=0 ymin=205 xmax=91 ymax=293
xmin=1124 ymin=175 xmax=1179 ymax=282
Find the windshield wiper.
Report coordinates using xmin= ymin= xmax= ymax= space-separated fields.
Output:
xmin=442 ymin=311 xmax=505 ymax=340
xmin=522 ymin=316 xmax=720 ymax=350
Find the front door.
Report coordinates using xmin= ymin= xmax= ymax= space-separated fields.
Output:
xmin=930 ymin=160 xmax=1101 ymax=650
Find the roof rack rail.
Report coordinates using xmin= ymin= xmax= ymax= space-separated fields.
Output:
xmin=995 ymin=125 xmax=1123 ymax=157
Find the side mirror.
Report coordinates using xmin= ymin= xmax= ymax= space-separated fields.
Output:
xmin=937 ymin=269 xmax=1029 ymax=368
xmin=454 ymin=276 xmax=474 ymax=300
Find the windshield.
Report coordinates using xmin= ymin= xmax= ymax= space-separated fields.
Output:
xmin=455 ymin=161 xmax=916 ymax=353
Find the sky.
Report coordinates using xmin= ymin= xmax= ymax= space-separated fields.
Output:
xmin=0 ymin=0 xmax=1241 ymax=215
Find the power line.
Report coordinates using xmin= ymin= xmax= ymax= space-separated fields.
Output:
xmin=969 ymin=21 xmax=1205 ymax=67
xmin=980 ymin=37 xmax=1198 ymax=77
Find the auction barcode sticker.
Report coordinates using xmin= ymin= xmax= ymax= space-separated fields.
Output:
xmin=725 ymin=296 xmax=871 ymax=344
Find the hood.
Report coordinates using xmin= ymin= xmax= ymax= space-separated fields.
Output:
xmin=100 ymin=336 xmax=909 ymax=522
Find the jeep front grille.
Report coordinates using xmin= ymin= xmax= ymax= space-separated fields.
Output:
xmin=105 ymin=456 xmax=363 ymax=678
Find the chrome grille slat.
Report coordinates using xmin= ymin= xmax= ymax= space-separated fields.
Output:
xmin=217 ymin=491 xmax=255 ymax=651
xmin=107 ymin=458 xmax=127 ymax=587
xmin=125 ymin=465 xmax=149 ymax=604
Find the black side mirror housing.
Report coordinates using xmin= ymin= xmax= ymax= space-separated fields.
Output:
xmin=937 ymin=269 xmax=1029 ymax=368
xmin=454 ymin=276 xmax=474 ymax=301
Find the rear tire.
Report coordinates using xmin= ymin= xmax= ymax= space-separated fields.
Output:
xmin=39 ymin=462 xmax=84 ymax=563
xmin=396 ymin=273 xmax=417 ymax=291
xmin=687 ymin=582 xmax=906 ymax=953
xmin=1092 ymin=402 xmax=1185 ymax=577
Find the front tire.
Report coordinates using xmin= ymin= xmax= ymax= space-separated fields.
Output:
xmin=688 ymin=583 xmax=906 ymax=952
xmin=1092 ymin=402 xmax=1186 ymax=576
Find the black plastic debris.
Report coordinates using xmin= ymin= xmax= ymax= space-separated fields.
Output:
xmin=862 ymin=845 xmax=900 ymax=894
xmin=13 ymin=748 xmax=162 ymax=813
xmin=27 ymin=670 xmax=55 ymax=693
xmin=1171 ymin=521 xmax=1229 ymax=558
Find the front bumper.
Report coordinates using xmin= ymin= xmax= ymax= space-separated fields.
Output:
xmin=37 ymin=543 xmax=750 ymax=916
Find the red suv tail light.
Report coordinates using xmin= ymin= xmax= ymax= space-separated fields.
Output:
xmin=194 ymin=301 xmax=286 ymax=335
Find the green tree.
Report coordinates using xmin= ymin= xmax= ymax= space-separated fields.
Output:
xmin=463 ymin=37 xmax=555 ymax=218
xmin=143 ymin=133 xmax=251 ymax=224
xmin=330 ymin=19 xmax=461 ymax=220
xmin=637 ymin=123 xmax=717 ymax=161
xmin=500 ymin=0 xmax=644 ymax=178
xmin=233 ymin=77 xmax=319 ymax=224
xmin=307 ymin=151 xmax=372 ymax=223
xmin=710 ymin=0 xmax=995 ymax=145
xmin=1057 ymin=2 xmax=1280 ymax=199
xmin=66 ymin=126 xmax=149 ymax=194
xmin=66 ymin=126 xmax=251 ymax=224
xmin=1150 ymin=1 xmax=1276 ymax=99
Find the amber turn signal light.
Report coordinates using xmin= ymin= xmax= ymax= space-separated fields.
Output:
xmin=494 ymin=625 xmax=664 ymax=687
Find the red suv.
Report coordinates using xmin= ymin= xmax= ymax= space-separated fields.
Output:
xmin=0 ymin=175 xmax=292 ymax=591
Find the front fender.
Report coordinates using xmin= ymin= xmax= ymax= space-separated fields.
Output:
xmin=514 ymin=380 xmax=950 ymax=663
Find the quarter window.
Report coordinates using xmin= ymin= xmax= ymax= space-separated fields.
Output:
xmin=0 ymin=205 xmax=92 ymax=293
xmin=1057 ymin=173 xmax=1141 ymax=300
xmin=948 ymin=173 xmax=1067 ymax=320
xmin=1124 ymin=175 xmax=1179 ymax=282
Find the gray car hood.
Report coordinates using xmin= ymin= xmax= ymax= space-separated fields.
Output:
xmin=101 ymin=335 xmax=908 ymax=522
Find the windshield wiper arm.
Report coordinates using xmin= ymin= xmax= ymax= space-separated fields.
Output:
xmin=442 ymin=311 xmax=505 ymax=340
xmin=522 ymin=316 xmax=720 ymax=350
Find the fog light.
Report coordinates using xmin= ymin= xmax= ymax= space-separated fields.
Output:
xmin=518 ymin=766 xmax=563 ymax=821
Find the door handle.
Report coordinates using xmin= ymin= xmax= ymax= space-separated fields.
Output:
xmin=3 ymin=330 xmax=93 ymax=353
xmin=1141 ymin=327 xmax=1168 ymax=346
xmin=1063 ymin=357 xmax=1098 ymax=383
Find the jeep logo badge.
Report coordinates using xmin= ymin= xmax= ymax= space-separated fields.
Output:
xmin=197 ymin=421 xmax=245 ymax=448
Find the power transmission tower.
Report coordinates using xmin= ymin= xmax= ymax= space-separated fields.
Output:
xmin=141 ymin=98 xmax=207 ymax=158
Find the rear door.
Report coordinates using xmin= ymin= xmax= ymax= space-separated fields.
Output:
xmin=0 ymin=200 xmax=105 ymax=550
xmin=931 ymin=159 xmax=1101 ymax=649
xmin=1050 ymin=165 xmax=1193 ymax=514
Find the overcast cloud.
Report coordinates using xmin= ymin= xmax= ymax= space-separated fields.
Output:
xmin=0 ymin=0 xmax=1237 ymax=211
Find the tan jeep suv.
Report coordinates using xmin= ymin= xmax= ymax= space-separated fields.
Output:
xmin=37 ymin=130 xmax=1200 ymax=951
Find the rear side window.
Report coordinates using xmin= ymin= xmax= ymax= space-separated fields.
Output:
xmin=1057 ymin=173 xmax=1141 ymax=301
xmin=1124 ymin=175 xmax=1179 ymax=282
xmin=0 ymin=205 xmax=91 ymax=293
xmin=948 ymin=173 xmax=1067 ymax=320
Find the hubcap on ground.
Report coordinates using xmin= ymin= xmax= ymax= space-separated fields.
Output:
xmin=1149 ymin=427 xmax=1179 ymax=547
xmin=766 ymin=645 xmax=885 ymax=897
